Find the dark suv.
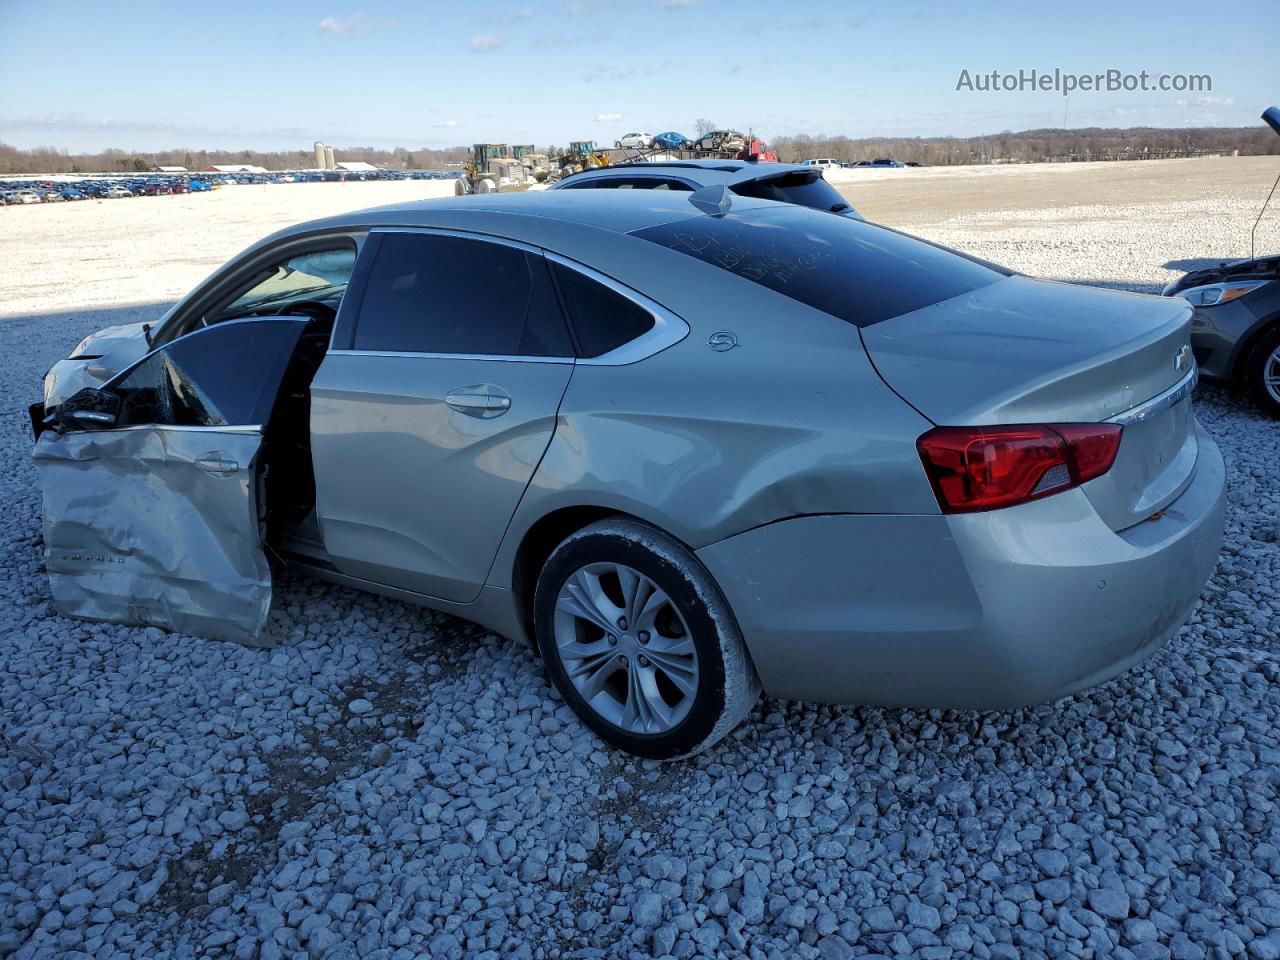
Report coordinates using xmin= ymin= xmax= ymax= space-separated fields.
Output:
xmin=552 ymin=159 xmax=861 ymax=220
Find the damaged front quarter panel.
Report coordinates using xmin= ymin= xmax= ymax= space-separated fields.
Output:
xmin=33 ymin=426 xmax=273 ymax=645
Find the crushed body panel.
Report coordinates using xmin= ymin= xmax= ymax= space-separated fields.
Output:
xmin=34 ymin=426 xmax=272 ymax=645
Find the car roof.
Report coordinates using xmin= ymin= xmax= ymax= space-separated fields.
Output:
xmin=275 ymin=188 xmax=778 ymax=242
xmin=555 ymin=159 xmax=814 ymax=189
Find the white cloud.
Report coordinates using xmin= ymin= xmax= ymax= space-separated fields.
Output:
xmin=1176 ymin=96 xmax=1233 ymax=108
xmin=319 ymin=15 xmax=397 ymax=34
xmin=319 ymin=16 xmax=359 ymax=33
xmin=433 ymin=120 xmax=460 ymax=128
xmin=596 ymin=112 xmax=623 ymax=122
xmin=471 ymin=34 xmax=506 ymax=51
xmin=663 ymin=0 xmax=695 ymax=7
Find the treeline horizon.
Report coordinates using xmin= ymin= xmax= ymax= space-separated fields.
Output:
xmin=2 ymin=123 xmax=1277 ymax=174
xmin=769 ymin=124 xmax=1280 ymax=165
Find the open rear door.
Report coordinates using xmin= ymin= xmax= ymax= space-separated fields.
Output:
xmin=33 ymin=318 xmax=307 ymax=645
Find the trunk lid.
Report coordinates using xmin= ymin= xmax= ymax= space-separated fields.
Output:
xmin=862 ymin=275 xmax=1198 ymax=530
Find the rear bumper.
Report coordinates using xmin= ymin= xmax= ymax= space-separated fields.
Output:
xmin=697 ymin=422 xmax=1226 ymax=710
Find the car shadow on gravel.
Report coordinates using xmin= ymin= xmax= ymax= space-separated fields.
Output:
xmin=1163 ymin=257 xmax=1235 ymax=273
xmin=144 ymin=577 xmax=504 ymax=931
xmin=0 ymin=300 xmax=173 ymax=347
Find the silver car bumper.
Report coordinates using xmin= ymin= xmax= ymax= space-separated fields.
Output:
xmin=697 ymin=421 xmax=1226 ymax=710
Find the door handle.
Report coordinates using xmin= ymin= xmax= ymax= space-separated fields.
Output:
xmin=195 ymin=452 xmax=239 ymax=478
xmin=445 ymin=385 xmax=512 ymax=418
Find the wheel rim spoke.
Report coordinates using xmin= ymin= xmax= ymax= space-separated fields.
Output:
xmin=626 ymin=663 xmax=675 ymax=732
xmin=641 ymin=647 xmax=698 ymax=696
xmin=616 ymin=566 xmax=643 ymax=622
xmin=634 ymin=585 xmax=672 ymax=635
xmin=571 ymin=651 xmax=623 ymax=701
xmin=553 ymin=560 xmax=699 ymax=735
xmin=556 ymin=570 xmax=620 ymax=636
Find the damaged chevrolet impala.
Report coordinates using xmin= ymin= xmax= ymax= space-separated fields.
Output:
xmin=31 ymin=189 xmax=1226 ymax=758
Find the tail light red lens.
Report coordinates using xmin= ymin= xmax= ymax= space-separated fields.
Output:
xmin=917 ymin=423 xmax=1123 ymax=513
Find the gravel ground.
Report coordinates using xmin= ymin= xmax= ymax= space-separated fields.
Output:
xmin=3 ymin=163 xmax=1280 ymax=960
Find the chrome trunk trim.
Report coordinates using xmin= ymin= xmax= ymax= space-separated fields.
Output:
xmin=1106 ymin=368 xmax=1198 ymax=426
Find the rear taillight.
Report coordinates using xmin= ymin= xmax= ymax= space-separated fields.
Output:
xmin=917 ymin=423 xmax=1123 ymax=513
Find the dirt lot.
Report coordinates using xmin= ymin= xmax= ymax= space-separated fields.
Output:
xmin=0 ymin=180 xmax=454 ymax=318
xmin=834 ymin=154 xmax=1279 ymax=226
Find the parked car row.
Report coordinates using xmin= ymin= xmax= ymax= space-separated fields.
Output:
xmin=0 ymin=168 xmax=459 ymax=207
xmin=0 ymin=176 xmax=214 ymax=204
xmin=804 ymin=158 xmax=919 ymax=170
xmin=613 ymin=131 xmax=777 ymax=160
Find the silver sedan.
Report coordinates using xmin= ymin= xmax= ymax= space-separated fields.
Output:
xmin=32 ymin=188 xmax=1226 ymax=758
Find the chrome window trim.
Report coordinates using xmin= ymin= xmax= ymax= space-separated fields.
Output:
xmin=326 ymin=350 xmax=573 ymax=364
xmin=339 ymin=228 xmax=689 ymax=367
xmin=1106 ymin=368 xmax=1198 ymax=426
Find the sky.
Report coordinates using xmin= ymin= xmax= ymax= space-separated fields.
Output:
xmin=1 ymin=0 xmax=1277 ymax=153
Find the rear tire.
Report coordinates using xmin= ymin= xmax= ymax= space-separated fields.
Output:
xmin=1242 ymin=324 xmax=1280 ymax=418
xmin=534 ymin=519 xmax=760 ymax=759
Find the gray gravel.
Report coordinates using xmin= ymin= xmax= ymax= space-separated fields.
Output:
xmin=3 ymin=202 xmax=1280 ymax=960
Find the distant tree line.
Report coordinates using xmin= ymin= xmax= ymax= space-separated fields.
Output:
xmin=2 ymin=124 xmax=1278 ymax=174
xmin=0 ymin=143 xmax=473 ymax=175
xmin=769 ymin=126 xmax=1280 ymax=165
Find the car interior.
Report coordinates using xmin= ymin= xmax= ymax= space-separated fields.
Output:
xmin=142 ymin=241 xmax=361 ymax=555
xmin=246 ymin=250 xmax=358 ymax=554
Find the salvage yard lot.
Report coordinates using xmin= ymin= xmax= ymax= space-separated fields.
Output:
xmin=2 ymin=159 xmax=1279 ymax=959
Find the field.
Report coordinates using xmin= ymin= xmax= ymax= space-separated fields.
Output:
xmin=2 ymin=157 xmax=1279 ymax=959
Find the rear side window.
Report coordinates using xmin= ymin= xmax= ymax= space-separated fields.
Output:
xmin=550 ymin=262 xmax=656 ymax=358
xmin=352 ymin=233 xmax=572 ymax=356
xmin=632 ymin=206 xmax=1002 ymax=328
xmin=730 ymin=171 xmax=857 ymax=217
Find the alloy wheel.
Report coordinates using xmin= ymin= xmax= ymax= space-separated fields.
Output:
xmin=1265 ymin=344 xmax=1280 ymax=405
xmin=552 ymin=562 xmax=699 ymax=735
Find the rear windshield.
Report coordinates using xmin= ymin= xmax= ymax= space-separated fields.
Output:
xmin=631 ymin=206 xmax=1002 ymax=328
xmin=730 ymin=171 xmax=857 ymax=217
